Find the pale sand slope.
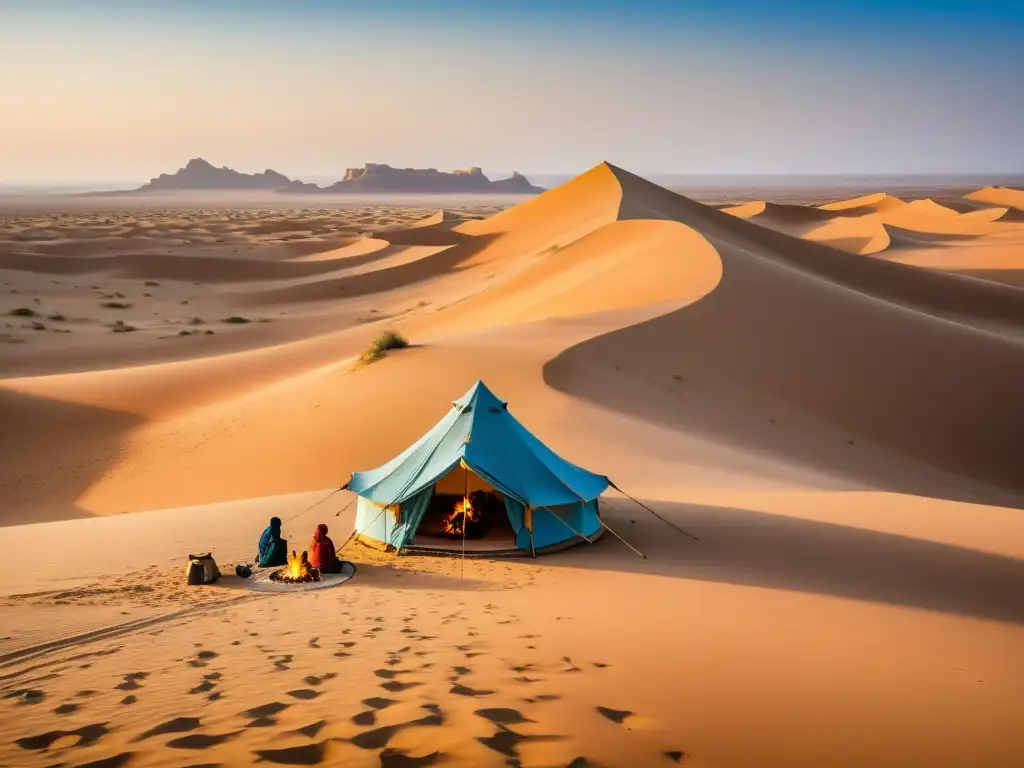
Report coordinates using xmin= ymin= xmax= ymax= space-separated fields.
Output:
xmin=1 ymin=165 xmax=1024 ymax=767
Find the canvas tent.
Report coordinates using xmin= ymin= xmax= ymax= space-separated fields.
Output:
xmin=345 ymin=380 xmax=608 ymax=556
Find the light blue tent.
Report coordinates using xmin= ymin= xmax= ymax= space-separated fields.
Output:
xmin=345 ymin=380 xmax=609 ymax=556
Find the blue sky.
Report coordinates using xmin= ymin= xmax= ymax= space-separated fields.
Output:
xmin=1 ymin=0 xmax=1022 ymax=182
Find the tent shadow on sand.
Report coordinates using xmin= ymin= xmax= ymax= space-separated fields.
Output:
xmin=542 ymin=499 xmax=1024 ymax=626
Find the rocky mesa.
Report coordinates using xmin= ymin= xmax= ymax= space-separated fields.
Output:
xmin=283 ymin=163 xmax=545 ymax=194
xmin=84 ymin=160 xmax=544 ymax=195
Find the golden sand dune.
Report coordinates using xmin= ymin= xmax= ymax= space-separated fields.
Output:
xmin=4 ymin=161 xmax=1023 ymax=521
xmin=967 ymin=185 xmax=1024 ymax=211
xmin=2 ymin=166 xmax=1024 ymax=768
xmin=818 ymin=191 xmax=908 ymax=215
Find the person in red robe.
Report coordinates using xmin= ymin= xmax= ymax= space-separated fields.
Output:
xmin=309 ymin=523 xmax=342 ymax=573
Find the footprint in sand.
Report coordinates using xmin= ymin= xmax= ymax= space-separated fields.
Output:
xmin=352 ymin=710 xmax=377 ymax=726
xmin=120 ymin=695 xmax=137 ymax=706
xmin=239 ymin=701 xmax=290 ymax=727
xmin=54 ymin=703 xmax=79 ymax=715
xmin=664 ymin=750 xmax=688 ymax=763
xmin=303 ymin=673 xmax=338 ymax=686
xmin=451 ymin=666 xmax=472 ymax=676
xmin=596 ymin=706 xmax=634 ymax=725
xmin=362 ymin=697 xmax=397 ymax=710
xmin=374 ymin=668 xmax=411 ymax=680
xmin=67 ymin=752 xmax=135 ymax=768
xmin=7 ymin=689 xmax=46 ymax=706
xmin=379 ymin=748 xmax=443 ymax=767
xmin=287 ymin=689 xmax=321 ymax=701
xmin=189 ymin=680 xmax=216 ymax=695
xmin=523 ymin=694 xmax=562 ymax=704
xmin=592 ymin=662 xmax=611 ymax=669
xmin=339 ymin=641 xmax=357 ymax=648
xmin=334 ymin=651 xmax=353 ymax=659
xmin=350 ymin=712 xmax=444 ymax=751
xmin=253 ymin=741 xmax=327 ymax=765
xmin=449 ymin=683 xmax=493 ymax=697
xmin=133 ymin=716 xmax=200 ymax=741
xmin=16 ymin=722 xmax=110 ymax=751
xmin=477 ymin=727 xmax=564 ymax=759
xmin=292 ymin=720 xmax=327 ymax=738
xmin=475 ymin=708 xmax=534 ymax=726
xmin=167 ymin=731 xmax=240 ymax=749
xmin=381 ymin=680 xmax=422 ymax=693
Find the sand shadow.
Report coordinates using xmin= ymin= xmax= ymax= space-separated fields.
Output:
xmin=0 ymin=388 xmax=143 ymax=526
xmin=543 ymin=501 xmax=1024 ymax=626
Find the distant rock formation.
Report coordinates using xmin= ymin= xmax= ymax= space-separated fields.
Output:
xmin=82 ymin=160 xmax=544 ymax=196
xmin=283 ymin=164 xmax=544 ymax=194
xmin=136 ymin=158 xmax=294 ymax=192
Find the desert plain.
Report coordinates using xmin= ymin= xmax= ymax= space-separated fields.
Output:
xmin=2 ymin=165 xmax=1024 ymax=767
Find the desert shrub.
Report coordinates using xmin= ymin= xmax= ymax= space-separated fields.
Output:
xmin=48 ymin=312 xmax=66 ymax=321
xmin=9 ymin=307 xmax=37 ymax=317
xmin=222 ymin=316 xmax=251 ymax=324
xmin=189 ymin=316 xmax=204 ymax=325
xmin=374 ymin=329 xmax=409 ymax=351
xmin=110 ymin=321 xmax=137 ymax=333
xmin=29 ymin=320 xmax=45 ymax=331
xmin=100 ymin=301 xmax=132 ymax=309
xmin=357 ymin=329 xmax=409 ymax=367
xmin=144 ymin=281 xmax=160 ymax=287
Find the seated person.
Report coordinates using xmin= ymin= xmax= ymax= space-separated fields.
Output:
xmin=309 ymin=523 xmax=342 ymax=573
xmin=256 ymin=516 xmax=288 ymax=567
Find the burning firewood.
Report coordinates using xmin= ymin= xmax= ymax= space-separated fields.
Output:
xmin=269 ymin=550 xmax=322 ymax=584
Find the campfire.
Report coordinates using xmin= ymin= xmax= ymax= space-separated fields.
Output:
xmin=441 ymin=496 xmax=478 ymax=536
xmin=269 ymin=550 xmax=321 ymax=584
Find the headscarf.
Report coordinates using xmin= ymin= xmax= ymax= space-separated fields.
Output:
xmin=309 ymin=523 xmax=336 ymax=568
xmin=257 ymin=517 xmax=282 ymax=562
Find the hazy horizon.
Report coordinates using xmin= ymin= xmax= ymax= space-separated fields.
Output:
xmin=3 ymin=1 xmax=1023 ymax=183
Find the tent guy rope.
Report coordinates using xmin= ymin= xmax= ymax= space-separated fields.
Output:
xmin=609 ymin=481 xmax=699 ymax=541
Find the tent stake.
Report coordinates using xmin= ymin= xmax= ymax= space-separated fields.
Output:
xmin=600 ymin=519 xmax=647 ymax=559
xmin=610 ymin=481 xmax=699 ymax=541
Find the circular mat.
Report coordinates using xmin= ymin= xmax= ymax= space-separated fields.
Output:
xmin=243 ymin=561 xmax=357 ymax=593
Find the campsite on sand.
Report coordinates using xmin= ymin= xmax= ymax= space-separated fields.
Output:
xmin=2 ymin=165 xmax=1024 ymax=767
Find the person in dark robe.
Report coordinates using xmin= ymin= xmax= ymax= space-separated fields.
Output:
xmin=309 ymin=523 xmax=342 ymax=573
xmin=256 ymin=516 xmax=288 ymax=567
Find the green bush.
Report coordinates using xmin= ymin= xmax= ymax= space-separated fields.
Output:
xmin=357 ymin=330 xmax=409 ymax=367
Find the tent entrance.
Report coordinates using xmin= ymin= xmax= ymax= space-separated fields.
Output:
xmin=406 ymin=465 xmax=520 ymax=555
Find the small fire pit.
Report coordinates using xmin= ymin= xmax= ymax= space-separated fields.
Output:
xmin=438 ymin=492 xmax=494 ymax=540
xmin=269 ymin=550 xmax=322 ymax=584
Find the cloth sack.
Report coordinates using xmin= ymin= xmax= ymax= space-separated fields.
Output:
xmin=186 ymin=552 xmax=221 ymax=585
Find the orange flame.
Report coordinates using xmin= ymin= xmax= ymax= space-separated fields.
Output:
xmin=441 ymin=496 xmax=477 ymax=535
xmin=287 ymin=550 xmax=305 ymax=580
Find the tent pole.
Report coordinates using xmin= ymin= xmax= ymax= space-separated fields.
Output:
xmin=610 ymin=481 xmax=699 ymax=541
xmin=600 ymin=519 xmax=647 ymax=560
xmin=527 ymin=507 xmax=536 ymax=557
xmin=460 ymin=463 xmax=468 ymax=580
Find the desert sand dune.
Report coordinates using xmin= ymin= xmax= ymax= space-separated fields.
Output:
xmin=818 ymin=191 xmax=907 ymax=215
xmin=967 ymin=185 xmax=1024 ymax=210
xmin=2 ymin=166 xmax=1024 ymax=768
